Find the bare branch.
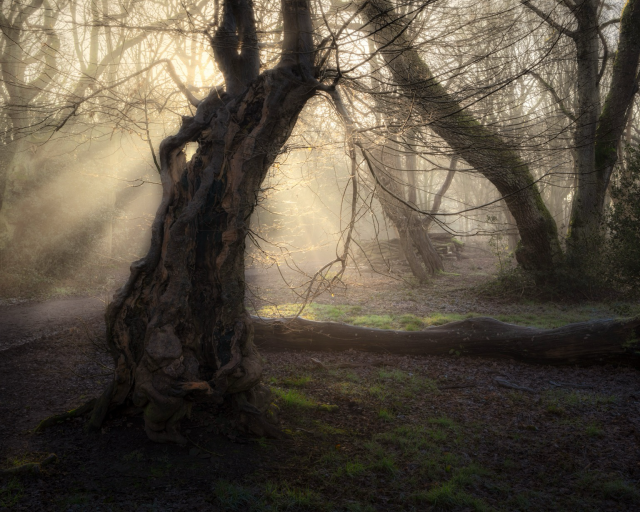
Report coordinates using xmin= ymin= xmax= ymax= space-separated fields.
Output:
xmin=53 ymin=59 xmax=205 ymax=132
xmin=424 ymin=156 xmax=457 ymax=230
xmin=599 ymin=17 xmax=620 ymax=29
xmin=163 ymin=60 xmax=202 ymax=107
xmin=597 ymin=27 xmax=608 ymax=86
xmin=528 ymin=70 xmax=576 ymax=121
xmin=521 ymin=0 xmax=577 ymax=38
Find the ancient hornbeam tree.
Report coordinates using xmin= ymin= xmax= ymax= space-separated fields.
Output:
xmin=89 ymin=0 xmax=320 ymax=443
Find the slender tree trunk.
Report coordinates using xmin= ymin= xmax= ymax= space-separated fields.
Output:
xmin=0 ymin=139 xmax=16 ymax=214
xmin=424 ymin=155 xmax=457 ymax=231
xmin=405 ymin=132 xmax=418 ymax=206
xmin=567 ymin=0 xmax=640 ymax=265
xmin=410 ymin=219 xmax=444 ymax=274
xmin=89 ymin=0 xmax=318 ymax=443
xmin=593 ymin=0 xmax=640 ymax=206
xmin=566 ymin=0 xmax=602 ymax=263
xmin=371 ymin=144 xmax=430 ymax=282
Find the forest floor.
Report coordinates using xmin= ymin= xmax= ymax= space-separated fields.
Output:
xmin=0 ymin=248 xmax=639 ymax=511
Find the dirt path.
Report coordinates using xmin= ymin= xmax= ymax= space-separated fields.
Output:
xmin=0 ymin=296 xmax=105 ymax=352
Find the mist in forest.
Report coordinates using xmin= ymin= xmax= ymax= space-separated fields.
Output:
xmin=0 ymin=1 xmax=638 ymax=296
xmin=1 ymin=1 xmax=640 ymax=510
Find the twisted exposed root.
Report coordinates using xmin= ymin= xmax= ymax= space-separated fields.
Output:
xmin=34 ymin=399 xmax=97 ymax=433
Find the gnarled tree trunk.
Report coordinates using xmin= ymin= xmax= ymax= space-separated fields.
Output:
xmin=89 ymin=0 xmax=318 ymax=443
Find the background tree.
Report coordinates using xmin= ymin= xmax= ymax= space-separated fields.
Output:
xmin=521 ymin=0 xmax=640 ymax=268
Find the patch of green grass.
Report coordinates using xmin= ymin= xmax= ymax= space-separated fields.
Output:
xmin=334 ymin=381 xmax=360 ymax=397
xmin=363 ymin=440 xmax=395 ymax=466
xmin=282 ymin=375 xmax=312 ymax=387
xmin=378 ymin=408 xmax=394 ymax=421
xmin=543 ymin=389 xmax=618 ymax=412
xmin=336 ymin=460 xmax=366 ymax=478
xmin=213 ymin=480 xmax=256 ymax=511
xmin=313 ymin=421 xmax=348 ymax=436
xmin=344 ymin=371 xmax=360 ymax=382
xmin=318 ymin=403 xmax=338 ymax=412
xmin=427 ymin=428 xmax=447 ymax=442
xmin=377 ymin=369 xmax=409 ymax=381
xmin=585 ymin=424 xmax=604 ymax=437
xmin=344 ymin=503 xmax=375 ymax=512
xmin=0 ymin=477 xmax=24 ymax=508
xmin=376 ymin=425 xmax=444 ymax=454
xmin=257 ymin=301 xmax=629 ymax=332
xmin=371 ymin=455 xmax=398 ymax=474
xmin=368 ymin=385 xmax=387 ymax=400
xmin=375 ymin=368 xmax=437 ymax=398
xmin=273 ymin=388 xmax=316 ymax=409
xmin=429 ymin=416 xmax=456 ymax=429
xmin=398 ymin=314 xmax=424 ymax=331
xmin=423 ymin=312 xmax=473 ymax=326
xmin=353 ymin=314 xmax=394 ymax=330
xmin=451 ymin=463 xmax=488 ymax=486
xmin=256 ymin=303 xmax=362 ymax=324
xmin=149 ymin=463 xmax=172 ymax=478
xmin=6 ymin=454 xmax=31 ymax=467
xmin=502 ymin=457 xmax=517 ymax=470
xmin=263 ymin=482 xmax=326 ymax=510
xmin=546 ymin=404 xmax=566 ymax=416
xmin=412 ymin=482 xmax=489 ymax=511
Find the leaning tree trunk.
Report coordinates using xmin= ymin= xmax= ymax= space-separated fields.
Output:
xmin=356 ymin=0 xmax=563 ymax=276
xmin=89 ymin=0 xmax=318 ymax=443
xmin=403 ymin=133 xmax=444 ymax=274
xmin=371 ymin=145 xmax=430 ymax=282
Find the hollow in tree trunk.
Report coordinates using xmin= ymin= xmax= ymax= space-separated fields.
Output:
xmin=89 ymin=0 xmax=318 ymax=443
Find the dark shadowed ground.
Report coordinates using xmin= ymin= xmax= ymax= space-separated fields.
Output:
xmin=1 ymin=254 xmax=639 ymax=511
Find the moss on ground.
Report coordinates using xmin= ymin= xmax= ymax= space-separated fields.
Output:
xmin=253 ymin=302 xmax=636 ymax=330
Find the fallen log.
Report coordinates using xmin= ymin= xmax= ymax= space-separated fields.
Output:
xmin=252 ymin=316 xmax=640 ymax=367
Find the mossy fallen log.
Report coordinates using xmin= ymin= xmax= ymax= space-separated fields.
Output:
xmin=252 ymin=316 xmax=640 ymax=367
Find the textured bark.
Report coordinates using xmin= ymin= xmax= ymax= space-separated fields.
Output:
xmin=254 ymin=316 xmax=640 ymax=367
xmin=566 ymin=0 xmax=604 ymax=262
xmin=356 ymin=0 xmax=563 ymax=275
xmin=370 ymin=144 xmax=442 ymax=280
xmin=409 ymin=219 xmax=444 ymax=274
xmin=564 ymin=0 xmax=640 ymax=264
xmin=0 ymin=2 xmax=60 ymax=213
xmin=89 ymin=0 xmax=318 ymax=443
xmin=374 ymin=162 xmax=429 ymax=281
